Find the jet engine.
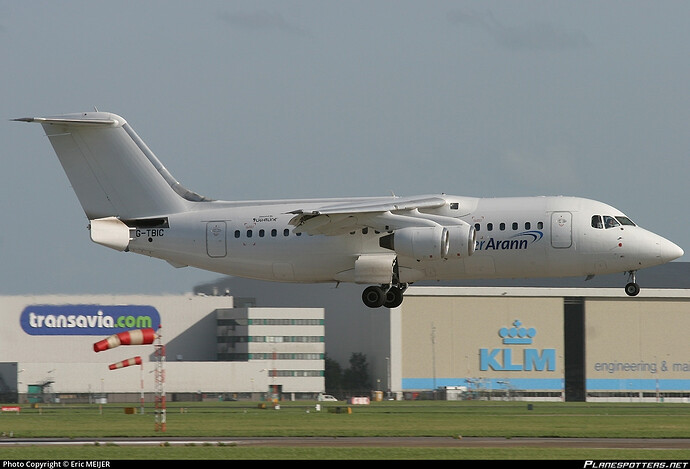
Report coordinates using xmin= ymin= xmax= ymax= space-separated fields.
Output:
xmin=445 ymin=224 xmax=476 ymax=258
xmin=379 ymin=226 xmax=449 ymax=260
xmin=379 ymin=223 xmax=475 ymax=261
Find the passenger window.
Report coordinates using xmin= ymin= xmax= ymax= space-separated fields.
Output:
xmin=246 ymin=230 xmax=253 ymax=238
xmin=525 ymin=222 xmax=531 ymax=230
xmin=499 ymin=223 xmax=505 ymax=231
xmin=283 ymin=229 xmax=290 ymax=236
xmin=271 ymin=229 xmax=277 ymax=237
xmin=512 ymin=222 xmax=518 ymax=230
xmin=474 ymin=223 xmax=480 ymax=232
xmin=234 ymin=230 xmax=240 ymax=238
xmin=259 ymin=229 xmax=265 ymax=237
xmin=591 ymin=215 xmax=603 ymax=229
xmin=487 ymin=223 xmax=493 ymax=231
xmin=537 ymin=222 xmax=543 ymax=229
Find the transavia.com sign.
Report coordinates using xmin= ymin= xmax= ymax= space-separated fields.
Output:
xmin=20 ymin=305 xmax=161 ymax=336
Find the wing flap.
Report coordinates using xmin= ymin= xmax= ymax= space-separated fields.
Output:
xmin=291 ymin=196 xmax=446 ymax=217
xmin=289 ymin=196 xmax=451 ymax=235
xmin=288 ymin=195 xmax=473 ymax=235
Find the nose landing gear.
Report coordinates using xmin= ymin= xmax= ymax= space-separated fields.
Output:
xmin=625 ymin=270 xmax=640 ymax=296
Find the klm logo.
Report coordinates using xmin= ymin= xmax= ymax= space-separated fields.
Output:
xmin=480 ymin=320 xmax=556 ymax=371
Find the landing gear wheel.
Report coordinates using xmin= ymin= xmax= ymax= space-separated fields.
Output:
xmin=362 ymin=285 xmax=386 ymax=308
xmin=384 ymin=286 xmax=404 ymax=308
xmin=625 ymin=282 xmax=640 ymax=296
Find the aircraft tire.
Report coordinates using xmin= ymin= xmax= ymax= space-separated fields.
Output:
xmin=362 ymin=286 xmax=386 ymax=308
xmin=625 ymin=282 xmax=640 ymax=296
xmin=384 ymin=287 xmax=404 ymax=308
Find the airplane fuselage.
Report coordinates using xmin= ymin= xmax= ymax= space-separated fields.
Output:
xmin=123 ymin=194 xmax=674 ymax=285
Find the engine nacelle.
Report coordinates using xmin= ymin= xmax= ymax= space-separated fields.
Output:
xmin=446 ymin=223 xmax=476 ymax=258
xmin=379 ymin=226 xmax=449 ymax=261
xmin=379 ymin=223 xmax=476 ymax=261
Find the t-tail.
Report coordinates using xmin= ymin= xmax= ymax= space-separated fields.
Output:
xmin=15 ymin=112 xmax=209 ymax=251
xmin=15 ymin=112 xmax=208 ymax=220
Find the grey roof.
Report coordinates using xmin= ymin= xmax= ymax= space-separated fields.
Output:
xmin=195 ymin=262 xmax=690 ymax=297
xmin=417 ymin=262 xmax=689 ymax=289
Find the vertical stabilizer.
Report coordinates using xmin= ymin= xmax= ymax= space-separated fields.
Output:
xmin=15 ymin=112 xmax=206 ymax=220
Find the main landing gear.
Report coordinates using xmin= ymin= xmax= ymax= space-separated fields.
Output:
xmin=625 ymin=270 xmax=640 ymax=296
xmin=362 ymin=284 xmax=408 ymax=309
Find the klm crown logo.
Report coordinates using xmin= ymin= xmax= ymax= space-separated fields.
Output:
xmin=481 ymin=319 xmax=554 ymax=372
xmin=499 ymin=320 xmax=536 ymax=345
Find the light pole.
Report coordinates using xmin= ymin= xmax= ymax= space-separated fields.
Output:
xmin=431 ymin=323 xmax=437 ymax=398
xmin=385 ymin=357 xmax=390 ymax=399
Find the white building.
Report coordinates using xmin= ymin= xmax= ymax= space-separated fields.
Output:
xmin=0 ymin=294 xmax=324 ymax=403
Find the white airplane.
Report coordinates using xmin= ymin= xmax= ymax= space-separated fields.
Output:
xmin=16 ymin=112 xmax=684 ymax=308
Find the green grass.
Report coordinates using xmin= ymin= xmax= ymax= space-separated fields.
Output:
xmin=1 ymin=400 xmax=690 ymax=459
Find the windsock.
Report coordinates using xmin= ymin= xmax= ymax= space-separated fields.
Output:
xmin=109 ymin=356 xmax=142 ymax=370
xmin=93 ymin=328 xmax=157 ymax=352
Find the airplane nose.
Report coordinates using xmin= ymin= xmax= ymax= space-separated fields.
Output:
xmin=660 ymin=239 xmax=684 ymax=262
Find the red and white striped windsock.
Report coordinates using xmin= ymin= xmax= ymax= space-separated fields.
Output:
xmin=93 ymin=328 xmax=157 ymax=352
xmin=109 ymin=356 xmax=142 ymax=370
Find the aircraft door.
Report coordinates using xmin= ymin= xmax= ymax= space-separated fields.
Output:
xmin=551 ymin=212 xmax=572 ymax=248
xmin=206 ymin=221 xmax=227 ymax=257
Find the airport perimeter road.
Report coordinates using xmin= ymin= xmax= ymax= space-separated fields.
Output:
xmin=1 ymin=437 xmax=689 ymax=449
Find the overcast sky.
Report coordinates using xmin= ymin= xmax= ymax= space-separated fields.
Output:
xmin=2 ymin=1 xmax=688 ymax=295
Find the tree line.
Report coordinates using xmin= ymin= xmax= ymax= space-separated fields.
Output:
xmin=324 ymin=352 xmax=372 ymax=398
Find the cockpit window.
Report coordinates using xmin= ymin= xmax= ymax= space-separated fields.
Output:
xmin=603 ymin=216 xmax=619 ymax=229
xmin=592 ymin=214 xmax=634 ymax=229
xmin=615 ymin=216 xmax=636 ymax=226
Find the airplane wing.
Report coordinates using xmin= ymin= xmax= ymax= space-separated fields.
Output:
xmin=288 ymin=195 xmax=466 ymax=235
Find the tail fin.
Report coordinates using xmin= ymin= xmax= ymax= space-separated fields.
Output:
xmin=15 ymin=112 xmax=209 ymax=220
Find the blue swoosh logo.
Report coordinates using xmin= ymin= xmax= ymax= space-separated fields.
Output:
xmin=511 ymin=230 xmax=543 ymax=243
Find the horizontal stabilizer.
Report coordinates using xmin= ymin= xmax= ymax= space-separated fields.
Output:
xmin=13 ymin=116 xmax=120 ymax=126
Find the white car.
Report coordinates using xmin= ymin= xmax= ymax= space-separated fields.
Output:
xmin=317 ymin=394 xmax=338 ymax=402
